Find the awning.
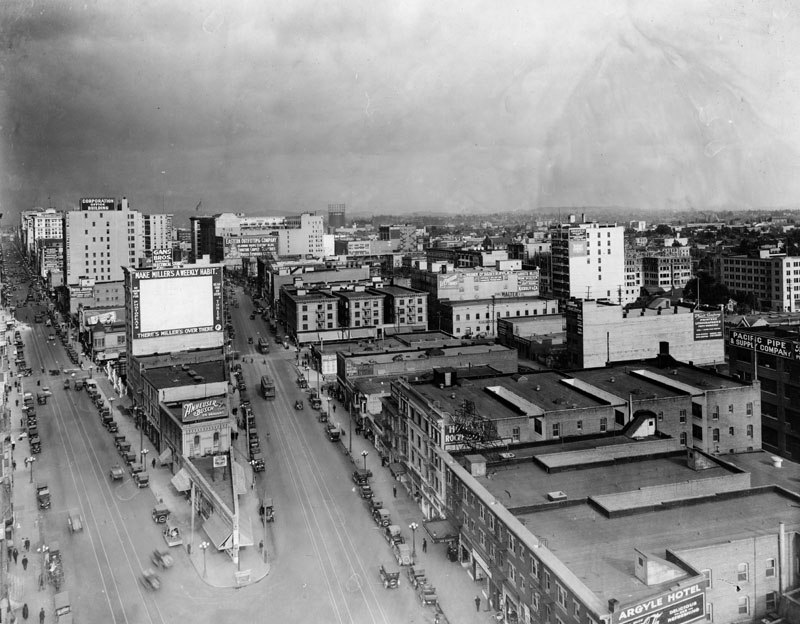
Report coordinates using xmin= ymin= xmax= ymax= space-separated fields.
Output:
xmin=158 ymin=447 xmax=172 ymax=465
xmin=389 ymin=462 xmax=406 ymax=478
xmin=203 ymin=513 xmax=233 ymax=550
xmin=423 ymin=518 xmax=458 ymax=543
xmin=170 ymin=468 xmax=191 ymax=493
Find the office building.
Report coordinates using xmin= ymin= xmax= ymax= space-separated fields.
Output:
xmin=550 ymin=217 xmax=628 ymax=304
xmin=20 ymin=208 xmax=64 ymax=261
xmin=721 ymin=249 xmax=800 ymax=312
xmin=328 ymin=203 xmax=346 ymax=230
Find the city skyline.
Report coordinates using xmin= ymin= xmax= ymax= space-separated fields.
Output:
xmin=2 ymin=0 xmax=799 ymax=223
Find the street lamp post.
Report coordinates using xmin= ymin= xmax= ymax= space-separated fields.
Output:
xmin=26 ymin=456 xmax=36 ymax=483
xmin=141 ymin=448 xmax=149 ymax=472
xmin=409 ymin=522 xmax=419 ymax=558
xmin=361 ymin=450 xmax=369 ymax=472
xmin=199 ymin=541 xmax=209 ymax=577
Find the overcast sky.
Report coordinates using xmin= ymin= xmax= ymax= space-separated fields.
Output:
xmin=1 ymin=0 xmax=799 ymax=225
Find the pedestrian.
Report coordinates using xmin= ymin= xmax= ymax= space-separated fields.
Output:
xmin=38 ymin=572 xmax=44 ymax=590
xmin=332 ymin=404 xmax=336 ymax=413
xmin=24 ymin=537 xmax=30 ymax=551
xmin=475 ymin=595 xmax=481 ymax=612
xmin=393 ymin=485 xmax=397 ymax=498
xmin=11 ymin=440 xmax=15 ymax=451
xmin=259 ymin=540 xmax=264 ymax=554
xmin=12 ymin=546 xmax=18 ymax=564
xmin=12 ymin=460 xmax=16 ymax=471
xmin=422 ymin=538 xmax=427 ymax=553
xmin=39 ymin=607 xmax=45 ymax=624
xmin=21 ymin=554 xmax=28 ymax=570
xmin=151 ymin=457 xmax=156 ymax=469
xmin=22 ymin=603 xmax=28 ymax=620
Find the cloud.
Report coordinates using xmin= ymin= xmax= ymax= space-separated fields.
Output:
xmin=1 ymin=0 xmax=798 ymax=223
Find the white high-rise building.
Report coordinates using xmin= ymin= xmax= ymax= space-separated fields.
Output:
xmin=20 ymin=208 xmax=64 ymax=257
xmin=551 ymin=216 xmax=628 ymax=304
xmin=63 ymin=197 xmax=173 ymax=285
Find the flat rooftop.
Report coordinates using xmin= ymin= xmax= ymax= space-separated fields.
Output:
xmin=523 ymin=489 xmax=800 ymax=605
xmin=479 ymin=452 xmax=731 ymax=509
xmin=411 ymin=370 xmax=606 ymax=421
xmin=147 ymin=359 xmax=227 ymax=390
xmin=573 ymin=367 xmax=684 ymax=401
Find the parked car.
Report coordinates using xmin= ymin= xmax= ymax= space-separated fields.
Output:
xmin=109 ymin=464 xmax=124 ymax=481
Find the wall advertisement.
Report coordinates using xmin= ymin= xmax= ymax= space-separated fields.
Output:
xmin=729 ymin=329 xmax=800 ymax=361
xmin=182 ymin=398 xmax=227 ymax=423
xmin=613 ymin=583 xmax=705 ymax=624
xmin=692 ymin=310 xmax=723 ymax=340
xmin=130 ymin=266 xmax=223 ymax=339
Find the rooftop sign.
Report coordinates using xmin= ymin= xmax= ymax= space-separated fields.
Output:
xmin=614 ymin=582 xmax=705 ymax=624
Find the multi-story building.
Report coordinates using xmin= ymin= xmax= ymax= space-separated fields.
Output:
xmin=438 ymin=296 xmax=558 ymax=338
xmin=727 ymin=326 xmax=800 ymax=461
xmin=36 ymin=239 xmax=64 ymax=286
xmin=642 ymin=245 xmax=693 ymax=291
xmin=720 ymin=249 xmax=800 ymax=312
xmin=550 ymin=216 xmax=628 ymax=304
xmin=63 ymin=197 xmax=172 ymax=286
xmin=280 ymin=213 xmax=325 ymax=257
xmin=623 ymin=250 xmax=643 ymax=302
xmin=334 ymin=288 xmax=386 ymax=331
xmin=565 ymin=299 xmax=725 ymax=368
xmin=444 ymin=441 xmax=799 ymax=624
xmin=426 ymin=247 xmax=510 ymax=269
xmin=20 ymin=208 xmax=64 ymax=261
xmin=262 ymin=260 xmax=371 ymax=313
xmin=280 ymin=286 xmax=343 ymax=342
xmin=367 ymin=285 xmax=428 ymax=333
xmin=379 ymin=223 xmax=419 ymax=253
xmin=409 ymin=260 xmax=540 ymax=334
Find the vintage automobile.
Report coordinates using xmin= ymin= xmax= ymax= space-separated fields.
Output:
xmin=134 ymin=472 xmax=150 ymax=488
xmin=373 ymin=508 xmax=391 ymax=527
xmin=384 ymin=525 xmax=404 ymax=547
xmin=152 ymin=503 xmax=170 ymax=524
xmin=393 ymin=541 xmax=413 ymax=566
xmin=417 ymin=582 xmax=438 ymax=607
xmin=151 ymin=549 xmax=174 ymax=569
xmin=260 ymin=498 xmax=275 ymax=523
xmin=407 ymin=566 xmax=427 ymax=589
xmin=294 ymin=399 xmax=304 ymax=410
xmin=67 ymin=511 xmax=83 ymax=533
xmin=352 ymin=468 xmax=371 ymax=485
xmin=54 ymin=591 xmax=72 ymax=623
xmin=141 ymin=568 xmax=161 ymax=591
xmin=379 ymin=563 xmax=400 ymax=589
xmin=358 ymin=484 xmax=374 ymax=499
xmin=109 ymin=464 xmax=124 ymax=481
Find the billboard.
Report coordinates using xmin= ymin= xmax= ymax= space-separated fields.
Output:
xmin=130 ymin=266 xmax=223 ymax=340
xmin=729 ymin=329 xmax=800 ymax=361
xmin=152 ymin=248 xmax=173 ymax=269
xmin=614 ymin=583 xmax=705 ymax=624
xmin=693 ymin=310 xmax=723 ymax=340
xmin=80 ymin=198 xmax=115 ymax=211
xmin=182 ymin=398 xmax=227 ymax=423
xmin=85 ymin=310 xmax=118 ymax=326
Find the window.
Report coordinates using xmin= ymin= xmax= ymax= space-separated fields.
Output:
xmin=679 ymin=409 xmax=687 ymax=423
xmin=705 ymin=603 xmax=713 ymax=621
xmin=508 ymin=562 xmax=516 ymax=583
xmin=746 ymin=402 xmax=753 ymax=415
xmin=747 ymin=424 xmax=753 ymax=437
xmin=680 ymin=432 xmax=688 ymax=446
xmin=531 ymin=592 xmax=539 ymax=612
xmin=552 ymin=423 xmax=560 ymax=438
xmin=737 ymin=562 xmax=748 ymax=581
xmin=737 ymin=596 xmax=748 ymax=615
xmin=556 ymin=583 xmax=567 ymax=608
xmin=530 ymin=556 xmax=539 ymax=577
xmin=766 ymin=558 xmax=775 ymax=577
xmin=712 ymin=428 xmax=720 ymax=442
xmin=574 ymin=602 xmax=581 ymax=618
xmin=576 ymin=420 xmax=583 ymax=431
xmin=728 ymin=404 xmax=734 ymax=413
xmin=600 ymin=417 xmax=607 ymax=432
xmin=512 ymin=427 xmax=520 ymax=442
xmin=729 ymin=427 xmax=735 ymax=436
xmin=702 ymin=568 xmax=712 ymax=588
xmin=545 ymin=570 xmax=551 ymax=590
xmin=766 ymin=591 xmax=777 ymax=611
xmin=712 ymin=406 xmax=719 ymax=420
xmin=658 ymin=411 xmax=664 ymax=422
xmin=508 ymin=534 xmax=516 ymax=552
xmin=488 ymin=515 xmax=495 ymax=531
xmin=479 ymin=505 xmax=485 ymax=521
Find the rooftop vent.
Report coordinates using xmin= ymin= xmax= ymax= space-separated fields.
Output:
xmin=193 ymin=375 xmax=204 ymax=383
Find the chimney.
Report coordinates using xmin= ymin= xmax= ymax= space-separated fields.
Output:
xmin=608 ymin=598 xmax=619 ymax=613
xmin=657 ymin=307 xmax=662 ymax=315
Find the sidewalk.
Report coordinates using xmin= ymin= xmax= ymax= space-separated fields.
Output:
xmin=5 ymin=375 xmax=56 ymax=624
xmin=94 ymin=378 xmax=271 ymax=589
xmin=302 ymin=366 xmax=501 ymax=624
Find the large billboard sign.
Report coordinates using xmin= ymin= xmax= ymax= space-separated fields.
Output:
xmin=80 ymin=198 xmax=115 ymax=211
xmin=130 ymin=266 xmax=223 ymax=339
xmin=729 ymin=329 xmax=800 ymax=361
xmin=614 ymin=583 xmax=705 ymax=624
xmin=693 ymin=310 xmax=723 ymax=341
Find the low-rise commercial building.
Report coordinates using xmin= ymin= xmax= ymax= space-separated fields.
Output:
xmin=565 ymin=299 xmax=725 ymax=369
